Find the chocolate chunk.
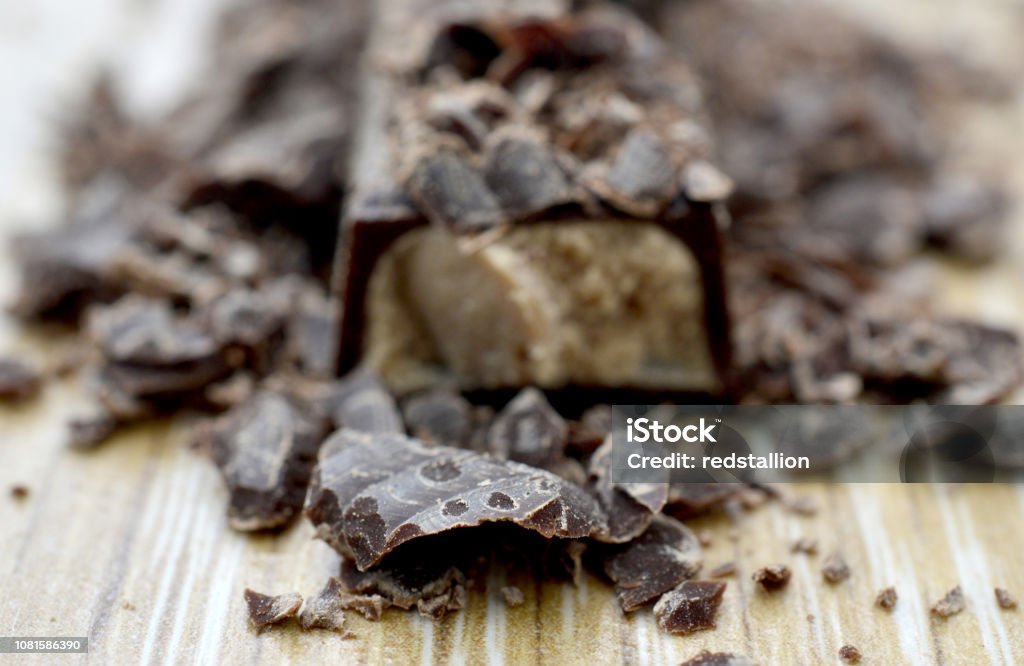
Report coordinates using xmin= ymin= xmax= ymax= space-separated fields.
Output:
xmin=822 ymin=552 xmax=851 ymax=584
xmin=876 ymin=586 xmax=898 ymax=610
xmin=653 ymin=580 xmax=726 ymax=635
xmin=931 ymin=585 xmax=966 ymax=618
xmin=838 ymin=645 xmax=862 ymax=663
xmin=587 ymin=438 xmax=668 ymax=542
xmin=565 ymin=404 xmax=610 ymax=456
xmin=406 ymin=150 xmax=504 ymax=231
xmin=0 ymin=358 xmax=43 ymax=401
xmin=995 ymin=588 xmax=1018 ymax=610
xmin=680 ymin=651 xmax=754 ymax=666
xmin=488 ymin=388 xmax=568 ymax=470
xmin=402 ymin=389 xmax=474 ymax=447
xmin=244 ymin=588 xmax=302 ymax=632
xmin=327 ymin=371 xmax=403 ymax=434
xmin=709 ymin=562 xmax=736 ymax=578
xmin=791 ymin=538 xmax=819 ymax=556
xmin=298 ymin=578 xmax=348 ymax=633
xmin=306 ymin=430 xmax=608 ymax=570
xmin=9 ymin=485 xmax=30 ymax=501
xmin=68 ymin=413 xmax=120 ymax=449
xmin=752 ymin=564 xmax=791 ymax=592
xmin=209 ymin=391 xmax=324 ymax=531
xmin=483 ymin=131 xmax=578 ymax=219
xmin=501 ymin=586 xmax=525 ymax=608
xmin=600 ymin=515 xmax=702 ymax=611
xmin=591 ymin=128 xmax=676 ymax=217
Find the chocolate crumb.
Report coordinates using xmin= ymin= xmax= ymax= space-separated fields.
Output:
xmin=822 ymin=552 xmax=851 ymax=584
xmin=789 ymin=496 xmax=819 ymax=516
xmin=679 ymin=650 xmax=754 ymax=666
xmin=244 ymin=588 xmax=302 ymax=632
xmin=753 ymin=564 xmax=791 ymax=592
xmin=791 ymin=538 xmax=818 ymax=555
xmin=698 ymin=530 xmax=713 ymax=548
xmin=338 ymin=592 xmax=390 ymax=621
xmin=931 ymin=585 xmax=966 ymax=618
xmin=9 ymin=485 xmax=30 ymax=501
xmin=710 ymin=562 xmax=737 ymax=578
xmin=995 ymin=588 xmax=1018 ymax=610
xmin=298 ymin=578 xmax=348 ymax=633
xmin=502 ymin=586 xmax=525 ymax=608
xmin=876 ymin=587 xmax=898 ymax=611
xmin=653 ymin=581 xmax=726 ymax=635
xmin=838 ymin=644 xmax=862 ymax=663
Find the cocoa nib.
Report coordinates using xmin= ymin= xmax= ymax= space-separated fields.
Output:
xmin=600 ymin=515 xmax=702 ymax=612
xmin=995 ymin=588 xmax=1018 ymax=610
xmin=753 ymin=564 xmax=792 ymax=592
xmin=244 ymin=589 xmax=302 ymax=632
xmin=305 ymin=430 xmax=608 ymax=570
xmin=653 ymin=580 xmax=726 ymax=635
xmin=208 ymin=391 xmax=324 ymax=531
xmin=822 ymin=551 xmax=851 ymax=584
xmin=680 ymin=651 xmax=755 ymax=666
xmin=876 ymin=587 xmax=898 ymax=610
xmin=931 ymin=585 xmax=966 ymax=618
xmin=0 ymin=358 xmax=43 ymax=401
xmin=298 ymin=578 xmax=348 ymax=633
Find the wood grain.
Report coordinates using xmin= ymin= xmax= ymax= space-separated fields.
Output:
xmin=2 ymin=0 xmax=1024 ymax=664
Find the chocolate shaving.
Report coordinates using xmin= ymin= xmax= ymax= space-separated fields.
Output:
xmin=208 ymin=391 xmax=324 ymax=531
xmin=244 ymin=588 xmax=302 ymax=632
xmin=931 ymin=585 xmax=966 ymax=618
xmin=306 ymin=429 xmax=608 ymax=570
xmin=600 ymin=515 xmax=702 ymax=611
xmin=298 ymin=578 xmax=349 ymax=633
xmin=653 ymin=580 xmax=726 ymax=635
xmin=752 ymin=564 xmax=791 ymax=592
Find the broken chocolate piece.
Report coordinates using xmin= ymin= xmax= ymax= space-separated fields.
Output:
xmin=68 ymin=413 xmax=120 ymax=449
xmin=876 ymin=586 xmax=898 ymax=610
xmin=209 ymin=391 xmax=324 ymax=531
xmin=931 ymin=585 xmax=966 ymax=618
xmin=488 ymin=388 xmax=567 ymax=469
xmin=589 ymin=128 xmax=677 ymax=217
xmin=838 ymin=645 xmax=862 ymax=663
xmin=0 ymin=358 xmax=43 ymax=401
xmin=680 ymin=651 xmax=754 ymax=666
xmin=587 ymin=438 xmax=668 ymax=542
xmin=753 ymin=564 xmax=791 ymax=592
xmin=995 ymin=588 xmax=1018 ymax=611
xmin=483 ymin=130 xmax=578 ymax=219
xmin=600 ymin=515 xmax=702 ymax=611
xmin=709 ymin=562 xmax=736 ymax=578
xmin=402 ymin=388 xmax=474 ymax=447
xmin=406 ymin=150 xmax=504 ymax=231
xmin=298 ymin=578 xmax=348 ymax=632
xmin=327 ymin=371 xmax=403 ymax=434
xmin=653 ymin=580 xmax=726 ymax=635
xmin=244 ymin=588 xmax=302 ymax=632
xmin=501 ymin=586 xmax=525 ymax=607
xmin=338 ymin=592 xmax=390 ymax=620
xmin=306 ymin=429 xmax=608 ymax=570
xmin=822 ymin=552 xmax=851 ymax=584
xmin=339 ymin=554 xmax=466 ymax=619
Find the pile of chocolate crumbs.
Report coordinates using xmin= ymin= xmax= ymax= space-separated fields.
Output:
xmin=2 ymin=0 xmax=1023 ymax=655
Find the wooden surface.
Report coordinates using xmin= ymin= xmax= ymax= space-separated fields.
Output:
xmin=2 ymin=1 xmax=1024 ymax=664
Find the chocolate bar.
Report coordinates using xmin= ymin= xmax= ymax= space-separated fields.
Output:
xmin=333 ymin=0 xmax=733 ymax=396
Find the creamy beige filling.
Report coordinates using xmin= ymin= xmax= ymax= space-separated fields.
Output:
xmin=364 ymin=221 xmax=717 ymax=393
